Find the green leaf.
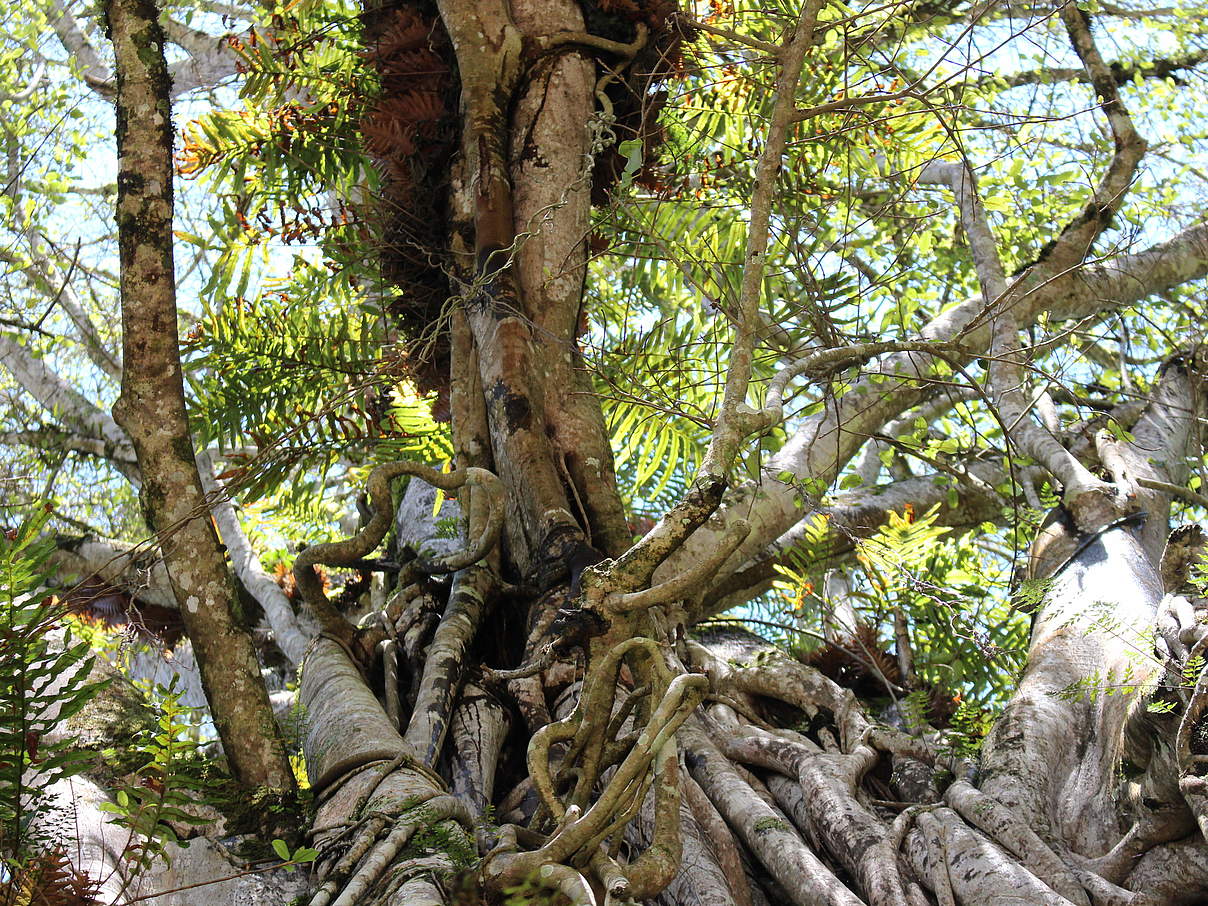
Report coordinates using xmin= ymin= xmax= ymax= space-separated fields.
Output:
xmin=618 ymin=138 xmax=644 ymax=189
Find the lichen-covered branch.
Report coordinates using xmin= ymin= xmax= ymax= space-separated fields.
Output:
xmin=700 ymin=0 xmax=825 ymax=478
xmin=198 ymin=450 xmax=313 ymax=666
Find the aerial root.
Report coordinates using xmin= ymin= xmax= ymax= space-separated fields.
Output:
xmin=448 ymin=626 xmax=1169 ymax=906
xmin=448 ymin=681 xmax=510 ymax=834
xmin=478 ymin=641 xmax=558 ymax=683
xmin=481 ymin=639 xmax=707 ymax=902
xmin=914 ymin=810 xmax=957 ymax=906
xmin=308 ymin=794 xmax=473 ymax=906
xmin=715 ymin=722 xmax=909 ymax=906
xmin=680 ymin=722 xmax=864 ymax=906
xmin=681 ymin=772 xmax=754 ymax=906
xmin=694 ymin=725 xmax=1106 ymax=906
xmin=675 ymin=641 xmax=1139 ymax=906
xmin=602 ymin=519 xmax=750 ymax=614
xmin=943 ymin=780 xmax=1089 ymax=905
xmin=293 ymin=461 xmax=504 ymax=647
xmin=1177 ymin=634 xmax=1208 ymax=838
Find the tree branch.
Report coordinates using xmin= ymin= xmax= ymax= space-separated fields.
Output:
xmin=1028 ymin=4 xmax=1148 ymax=276
xmin=0 ymin=426 xmax=137 ymax=471
xmin=695 ymin=460 xmax=1010 ymax=621
xmin=701 ymin=0 xmax=825 ymax=478
xmin=0 ymin=60 xmax=46 ymax=104
xmin=21 ymin=232 xmax=123 ymax=380
xmin=48 ymin=536 xmax=176 ymax=611
xmin=919 ymin=156 xmax=1109 ymax=518
xmin=988 ymin=48 xmax=1208 ymax=88
xmin=197 ymin=450 xmax=313 ymax=666
xmin=49 ymin=0 xmax=115 ymax=96
xmin=0 ymin=332 xmax=133 ymax=461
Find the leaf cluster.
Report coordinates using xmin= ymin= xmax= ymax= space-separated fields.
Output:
xmin=98 ymin=679 xmax=220 ymax=872
xmin=0 ymin=507 xmax=106 ymax=861
xmin=773 ymin=506 xmax=1027 ymax=707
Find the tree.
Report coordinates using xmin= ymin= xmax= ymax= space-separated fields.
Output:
xmin=3 ymin=0 xmax=1208 ymax=903
xmin=105 ymin=0 xmax=296 ymax=806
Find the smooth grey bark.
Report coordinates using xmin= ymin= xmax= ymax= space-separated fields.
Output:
xmin=198 ymin=450 xmax=314 ymax=666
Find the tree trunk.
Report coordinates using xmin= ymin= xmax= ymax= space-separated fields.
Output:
xmin=283 ymin=1 xmax=1208 ymax=901
xmin=105 ymin=0 xmax=295 ymax=802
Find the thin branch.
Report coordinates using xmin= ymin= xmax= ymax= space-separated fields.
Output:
xmin=987 ymin=48 xmax=1208 ymax=88
xmin=0 ymin=60 xmax=46 ymax=104
xmin=23 ymin=233 xmax=123 ymax=379
xmin=0 ymin=427 xmax=136 ymax=468
xmin=701 ymin=0 xmax=825 ymax=478
xmin=681 ymin=16 xmax=783 ymax=56
xmin=1029 ymin=4 xmax=1148 ymax=275
xmin=49 ymin=0 xmax=115 ymax=95
xmin=1136 ymin=477 xmax=1208 ymax=510
xmin=0 ymin=333 xmax=133 ymax=461
xmin=197 ymin=451 xmax=313 ymax=665
xmin=919 ymin=157 xmax=1106 ymax=511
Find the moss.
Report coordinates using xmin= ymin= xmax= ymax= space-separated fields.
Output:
xmin=62 ymin=661 xmax=158 ymax=779
xmin=217 ymin=781 xmax=311 ymax=846
xmin=402 ymin=816 xmax=478 ymax=869
xmin=753 ymin=816 xmax=789 ymax=834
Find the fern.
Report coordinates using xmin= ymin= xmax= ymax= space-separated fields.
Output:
xmin=0 ymin=507 xmax=105 ymax=860
xmin=99 ymin=680 xmax=217 ymax=871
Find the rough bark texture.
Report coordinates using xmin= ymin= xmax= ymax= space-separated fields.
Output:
xmin=104 ymin=0 xmax=295 ymax=798
xmin=272 ymin=0 xmax=1208 ymax=899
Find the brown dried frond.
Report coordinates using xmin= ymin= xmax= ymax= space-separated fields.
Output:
xmin=368 ymin=8 xmax=435 ymax=60
xmin=598 ymin=0 xmax=644 ymax=17
xmin=805 ymin=622 xmax=902 ymax=693
xmin=588 ymin=1 xmax=695 ymax=201
xmin=0 ymin=850 xmax=101 ymax=906
xmin=380 ymin=157 xmax=418 ymax=187
xmin=362 ymin=113 xmax=418 ymax=158
xmin=378 ymin=90 xmax=446 ymax=125
xmin=926 ymin=684 xmax=961 ymax=727
xmin=335 ymin=570 xmax=371 ymax=611
xmin=378 ymin=48 xmax=448 ymax=85
xmin=273 ymin=561 xmax=300 ymax=603
xmin=854 ymin=623 xmax=903 ymax=686
xmin=356 ymin=3 xmax=459 ymax=403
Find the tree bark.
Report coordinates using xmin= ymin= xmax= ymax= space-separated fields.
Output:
xmin=104 ymin=0 xmax=295 ymax=800
xmin=37 ymin=1 xmax=1208 ymax=903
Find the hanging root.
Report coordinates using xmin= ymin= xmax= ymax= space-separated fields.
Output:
xmin=664 ymin=629 xmax=1192 ymax=906
xmin=1177 ymin=633 xmax=1208 ymax=839
xmin=480 ymin=634 xmax=708 ymax=900
xmin=292 ymin=461 xmax=503 ymax=665
xmin=308 ymin=794 xmax=474 ymax=906
xmin=291 ymin=463 xmax=1208 ymax=905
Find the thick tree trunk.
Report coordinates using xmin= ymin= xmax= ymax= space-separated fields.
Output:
xmin=15 ymin=0 xmax=1208 ymax=901
xmin=105 ymin=0 xmax=295 ymax=800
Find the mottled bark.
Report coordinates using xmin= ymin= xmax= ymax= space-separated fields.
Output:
xmin=104 ymin=0 xmax=295 ymax=798
xmin=981 ymin=359 xmax=1204 ymax=855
